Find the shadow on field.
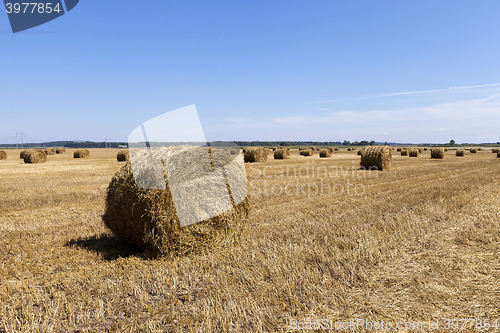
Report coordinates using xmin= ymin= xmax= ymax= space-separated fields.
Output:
xmin=65 ymin=234 xmax=151 ymax=260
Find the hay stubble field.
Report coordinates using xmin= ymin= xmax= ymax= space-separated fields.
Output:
xmin=1 ymin=148 xmax=499 ymax=332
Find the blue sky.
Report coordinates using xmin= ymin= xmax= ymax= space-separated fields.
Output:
xmin=1 ymin=1 xmax=500 ymax=144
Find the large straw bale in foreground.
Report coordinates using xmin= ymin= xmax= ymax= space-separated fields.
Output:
xmin=44 ymin=148 xmax=56 ymax=155
xmin=20 ymin=150 xmax=26 ymax=158
xmin=431 ymin=148 xmax=445 ymax=159
xmin=498 ymin=152 xmax=500 ymax=158
xmin=244 ymin=147 xmax=267 ymax=163
xmin=117 ymin=150 xmax=130 ymax=162
xmin=274 ymin=149 xmax=290 ymax=160
xmin=0 ymin=150 xmax=7 ymax=160
xmin=102 ymin=146 xmax=250 ymax=256
xmin=74 ymin=149 xmax=90 ymax=159
xmin=360 ymin=146 xmax=392 ymax=171
xmin=409 ymin=148 xmax=419 ymax=157
xmin=456 ymin=149 xmax=464 ymax=157
xmin=319 ymin=149 xmax=331 ymax=158
xmin=23 ymin=149 xmax=47 ymax=163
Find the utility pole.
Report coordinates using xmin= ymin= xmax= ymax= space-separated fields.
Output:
xmin=16 ymin=132 xmax=18 ymax=150
xmin=21 ymin=132 xmax=24 ymax=149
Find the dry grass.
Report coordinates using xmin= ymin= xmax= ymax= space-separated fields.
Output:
xmin=0 ymin=148 xmax=500 ymax=331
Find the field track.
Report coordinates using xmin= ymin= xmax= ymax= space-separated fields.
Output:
xmin=0 ymin=148 xmax=499 ymax=332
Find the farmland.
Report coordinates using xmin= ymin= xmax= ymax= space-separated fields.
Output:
xmin=0 ymin=148 xmax=499 ymax=332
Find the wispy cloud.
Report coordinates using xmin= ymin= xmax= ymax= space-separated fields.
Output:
xmin=315 ymin=83 xmax=500 ymax=103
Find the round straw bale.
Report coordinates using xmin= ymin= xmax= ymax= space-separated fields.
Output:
xmin=418 ymin=148 xmax=423 ymax=153
xmin=319 ymin=149 xmax=331 ymax=158
xmin=478 ymin=148 xmax=482 ymax=151
xmin=397 ymin=148 xmax=402 ymax=152
xmin=497 ymin=151 xmax=500 ymax=158
xmin=0 ymin=150 xmax=7 ymax=160
xmin=401 ymin=149 xmax=408 ymax=156
xmin=102 ymin=147 xmax=250 ymax=256
xmin=20 ymin=150 xmax=26 ymax=158
xmin=409 ymin=148 xmax=419 ymax=157
xmin=360 ymin=146 xmax=392 ymax=171
xmin=244 ymin=147 xmax=267 ymax=163
xmin=117 ymin=150 xmax=130 ymax=162
xmin=431 ymin=148 xmax=445 ymax=159
xmin=470 ymin=148 xmax=477 ymax=153
xmin=424 ymin=148 xmax=428 ymax=151
xmin=44 ymin=148 xmax=56 ymax=155
xmin=456 ymin=149 xmax=464 ymax=157
xmin=492 ymin=148 xmax=499 ymax=153
xmin=444 ymin=148 xmax=448 ymax=152
xmin=301 ymin=148 xmax=314 ymax=156
xmin=357 ymin=150 xmax=362 ymax=156
xmin=56 ymin=148 xmax=66 ymax=154
xmin=23 ymin=149 xmax=47 ymax=164
xmin=74 ymin=149 xmax=90 ymax=159
xmin=334 ymin=147 xmax=339 ymax=151
xmin=274 ymin=148 xmax=290 ymax=160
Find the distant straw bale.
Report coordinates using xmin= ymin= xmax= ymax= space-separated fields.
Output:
xmin=360 ymin=146 xmax=392 ymax=171
xmin=74 ymin=149 xmax=90 ymax=159
xmin=424 ymin=148 xmax=428 ymax=151
xmin=470 ymin=148 xmax=477 ymax=153
xmin=456 ymin=150 xmax=464 ymax=157
xmin=23 ymin=149 xmax=47 ymax=164
xmin=319 ymin=149 xmax=331 ymax=158
xmin=418 ymin=148 xmax=423 ymax=153
xmin=20 ymin=150 xmax=26 ymax=158
xmin=492 ymin=148 xmax=499 ymax=153
xmin=244 ymin=147 xmax=267 ymax=163
xmin=431 ymin=148 xmax=445 ymax=159
xmin=117 ymin=150 xmax=130 ymax=162
xmin=274 ymin=149 xmax=290 ymax=160
xmin=56 ymin=148 xmax=66 ymax=154
xmin=44 ymin=148 xmax=56 ymax=155
xmin=397 ymin=148 xmax=402 ymax=152
xmin=401 ymin=149 xmax=408 ymax=156
xmin=409 ymin=148 xmax=419 ymax=157
xmin=0 ymin=150 xmax=7 ymax=160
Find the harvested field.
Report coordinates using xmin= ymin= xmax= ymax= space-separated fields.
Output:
xmin=0 ymin=148 xmax=500 ymax=331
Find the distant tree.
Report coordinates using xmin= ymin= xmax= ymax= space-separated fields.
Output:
xmin=369 ymin=140 xmax=376 ymax=146
xmin=450 ymin=140 xmax=456 ymax=146
xmin=343 ymin=140 xmax=350 ymax=146
xmin=360 ymin=140 xmax=369 ymax=146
